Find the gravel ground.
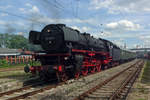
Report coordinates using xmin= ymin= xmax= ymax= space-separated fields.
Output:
xmin=0 ymin=80 xmax=23 ymax=93
xmin=23 ymin=59 xmax=138 ymax=100
xmin=0 ymin=70 xmax=33 ymax=93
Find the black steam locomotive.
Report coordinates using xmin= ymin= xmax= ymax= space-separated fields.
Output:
xmin=25 ymin=24 xmax=136 ymax=81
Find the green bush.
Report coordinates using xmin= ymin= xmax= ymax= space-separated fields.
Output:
xmin=0 ymin=59 xmax=9 ymax=67
xmin=28 ymin=60 xmax=41 ymax=66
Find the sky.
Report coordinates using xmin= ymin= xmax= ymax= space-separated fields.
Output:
xmin=0 ymin=0 xmax=150 ymax=49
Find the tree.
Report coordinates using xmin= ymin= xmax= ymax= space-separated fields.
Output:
xmin=8 ymin=35 xmax=28 ymax=49
xmin=0 ymin=33 xmax=11 ymax=48
xmin=0 ymin=33 xmax=42 ymax=51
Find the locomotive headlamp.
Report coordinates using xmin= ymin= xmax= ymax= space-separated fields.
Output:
xmin=64 ymin=57 xmax=68 ymax=60
xmin=47 ymin=29 xmax=50 ymax=32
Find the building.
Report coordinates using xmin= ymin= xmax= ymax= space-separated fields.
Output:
xmin=0 ymin=48 xmax=20 ymax=57
xmin=130 ymin=48 xmax=150 ymax=58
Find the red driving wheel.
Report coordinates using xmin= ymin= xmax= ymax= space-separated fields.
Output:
xmin=81 ymin=67 xmax=88 ymax=76
xmin=74 ymin=71 xmax=80 ymax=79
xmin=91 ymin=67 xmax=96 ymax=73
xmin=56 ymin=72 xmax=68 ymax=82
xmin=96 ymin=64 xmax=101 ymax=72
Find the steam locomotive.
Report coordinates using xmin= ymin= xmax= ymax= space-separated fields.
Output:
xmin=25 ymin=24 xmax=136 ymax=81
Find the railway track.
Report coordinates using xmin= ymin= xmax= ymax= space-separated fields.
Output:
xmin=73 ymin=60 xmax=144 ymax=100
xmin=0 ymin=79 xmax=64 ymax=100
xmin=0 ymin=60 xmax=141 ymax=100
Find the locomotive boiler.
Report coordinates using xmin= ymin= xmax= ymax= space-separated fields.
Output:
xmin=29 ymin=24 xmax=107 ymax=53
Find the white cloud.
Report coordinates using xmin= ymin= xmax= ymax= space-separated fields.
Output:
xmin=30 ymin=6 xmax=39 ymax=13
xmin=0 ymin=20 xmax=5 ymax=25
xmin=73 ymin=18 xmax=96 ymax=25
xmin=36 ymin=16 xmax=98 ymax=26
xmin=82 ymin=26 xmax=92 ymax=32
xmin=0 ymin=20 xmax=26 ymax=28
xmin=89 ymin=0 xmax=150 ymax=13
xmin=106 ymin=20 xmax=141 ymax=31
xmin=71 ymin=26 xmax=80 ymax=30
xmin=106 ymin=23 xmax=118 ymax=29
xmin=71 ymin=26 xmax=92 ymax=32
xmin=89 ymin=0 xmax=113 ymax=10
xmin=25 ymin=3 xmax=32 ymax=7
xmin=19 ymin=5 xmax=40 ymax=14
xmin=0 ymin=5 xmax=12 ymax=10
xmin=19 ymin=8 xmax=25 ymax=13
xmin=0 ymin=13 xmax=8 ymax=17
xmin=92 ymin=31 xmax=112 ymax=39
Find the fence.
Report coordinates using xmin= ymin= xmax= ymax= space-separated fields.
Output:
xmin=4 ymin=56 xmax=32 ymax=64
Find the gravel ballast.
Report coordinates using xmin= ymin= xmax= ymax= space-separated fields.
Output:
xmin=24 ymin=59 xmax=138 ymax=100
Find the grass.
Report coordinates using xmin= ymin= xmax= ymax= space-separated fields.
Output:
xmin=138 ymin=99 xmax=146 ymax=100
xmin=141 ymin=60 xmax=150 ymax=84
xmin=138 ymin=99 xmax=147 ymax=100
xmin=0 ymin=60 xmax=41 ymax=69
xmin=0 ymin=59 xmax=27 ymax=68
xmin=0 ymin=64 xmax=25 ymax=68
xmin=0 ymin=71 xmax=32 ymax=78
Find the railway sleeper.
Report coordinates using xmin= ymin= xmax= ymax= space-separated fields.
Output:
xmin=91 ymin=92 xmax=112 ymax=95
xmin=84 ymin=95 xmax=110 ymax=100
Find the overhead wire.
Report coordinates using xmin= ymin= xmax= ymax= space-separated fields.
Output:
xmin=70 ymin=0 xmax=76 ymax=17
xmin=39 ymin=0 xmax=96 ymax=27
xmin=0 ymin=0 xmax=98 ymax=29
xmin=76 ymin=0 xmax=79 ymax=17
xmin=40 ymin=0 xmax=76 ymax=17
xmin=54 ymin=0 xmax=65 ymax=9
